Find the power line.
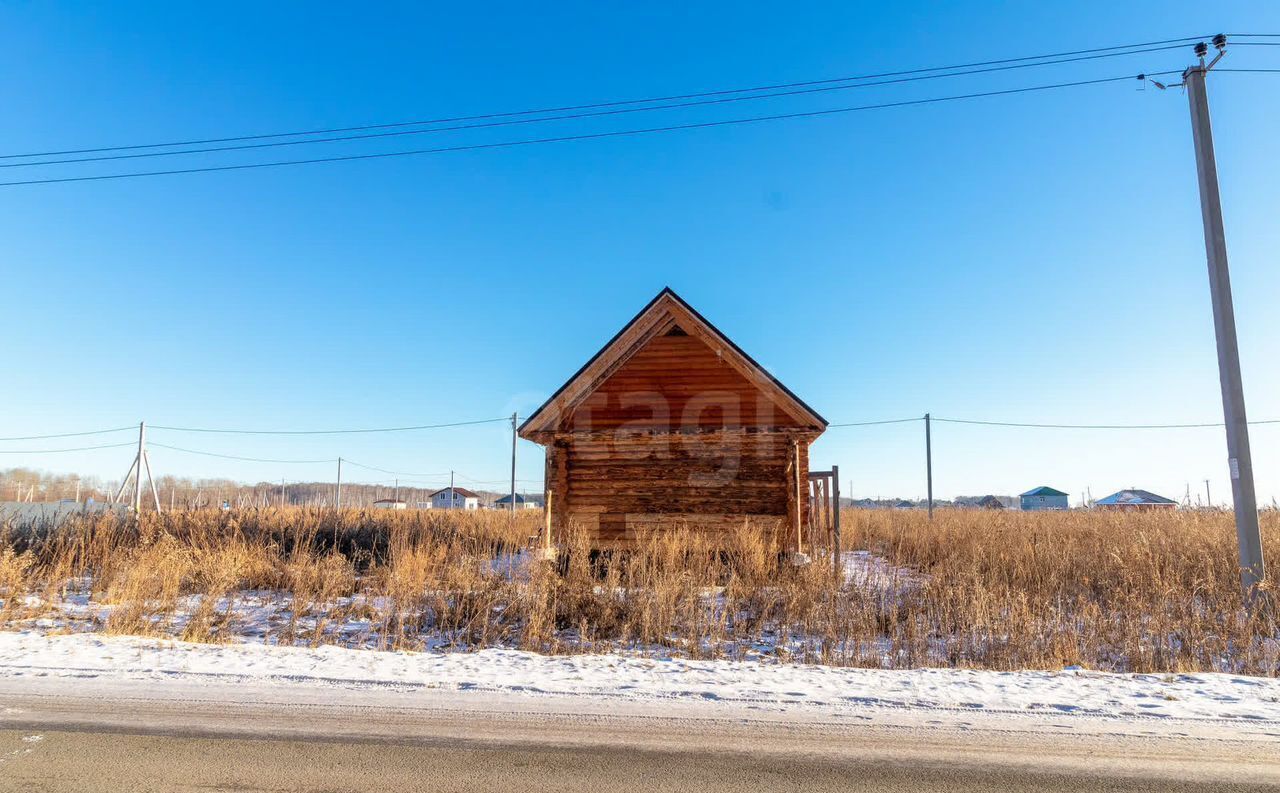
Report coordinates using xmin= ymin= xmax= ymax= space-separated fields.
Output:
xmin=149 ymin=442 xmax=332 ymax=464
xmin=0 ymin=73 xmax=1176 ymax=188
xmin=143 ymin=447 xmax=525 ymax=484
xmin=0 ymin=34 xmax=1211 ymax=163
xmin=463 ymin=479 xmax=544 ymax=485
xmin=9 ymin=411 xmax=1278 ymax=447
xmin=930 ymin=417 xmax=1280 ymax=430
xmin=0 ymin=425 xmax=135 ymax=442
xmin=3 ymin=44 xmax=1195 ymax=171
xmin=828 ymin=417 xmax=923 ymax=427
xmin=0 ymin=441 xmax=135 ymax=454
xmin=824 ymin=416 xmax=1280 ymax=430
xmin=341 ymin=459 xmax=451 ymax=478
xmin=454 ymin=472 xmax=543 ymax=484
xmin=149 ymin=417 xmax=510 ymax=435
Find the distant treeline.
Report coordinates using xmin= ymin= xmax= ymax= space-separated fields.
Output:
xmin=0 ymin=468 xmax=535 ymax=509
xmin=844 ymin=495 xmax=1018 ymax=509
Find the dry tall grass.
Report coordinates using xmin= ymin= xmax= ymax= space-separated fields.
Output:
xmin=1 ymin=507 xmax=1276 ymax=674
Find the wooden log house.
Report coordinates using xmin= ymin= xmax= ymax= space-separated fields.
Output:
xmin=519 ymin=288 xmax=827 ymax=551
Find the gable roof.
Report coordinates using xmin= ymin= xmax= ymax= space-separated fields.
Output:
xmin=494 ymin=493 xmax=544 ymax=505
xmin=1020 ymin=486 xmax=1068 ymax=497
xmin=518 ymin=287 xmax=826 ymax=437
xmin=1095 ymin=489 xmax=1176 ymax=506
xmin=430 ymin=487 xmax=479 ymax=499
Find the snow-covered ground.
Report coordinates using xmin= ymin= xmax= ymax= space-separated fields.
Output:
xmin=2 ymin=631 xmax=1278 ymax=725
xmin=841 ymin=549 xmax=923 ymax=594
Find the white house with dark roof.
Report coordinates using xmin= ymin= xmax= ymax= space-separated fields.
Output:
xmin=429 ymin=487 xmax=480 ymax=510
xmin=492 ymin=493 xmax=544 ymax=510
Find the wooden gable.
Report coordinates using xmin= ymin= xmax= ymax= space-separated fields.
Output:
xmin=519 ymin=288 xmax=826 ymax=440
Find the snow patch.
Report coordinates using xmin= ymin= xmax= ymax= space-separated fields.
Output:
xmin=1 ymin=631 xmax=1277 ymax=724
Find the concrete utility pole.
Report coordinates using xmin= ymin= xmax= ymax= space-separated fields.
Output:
xmin=510 ymin=412 xmax=518 ymax=516
xmin=335 ymin=457 xmax=343 ymax=510
xmin=114 ymin=421 xmax=161 ymax=514
xmin=1156 ymin=35 xmax=1265 ymax=597
xmin=924 ymin=413 xmax=934 ymax=519
xmin=142 ymin=448 xmax=161 ymax=513
xmin=133 ymin=422 xmax=145 ymax=512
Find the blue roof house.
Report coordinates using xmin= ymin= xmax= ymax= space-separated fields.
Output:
xmin=1019 ymin=486 xmax=1069 ymax=511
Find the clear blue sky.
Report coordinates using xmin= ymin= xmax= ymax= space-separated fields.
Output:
xmin=1 ymin=2 xmax=1277 ymax=503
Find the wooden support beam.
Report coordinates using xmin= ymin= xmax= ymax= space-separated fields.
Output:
xmin=550 ymin=440 xmax=571 ymax=543
xmin=788 ymin=442 xmax=798 ymax=555
xmin=785 ymin=437 xmax=804 ymax=554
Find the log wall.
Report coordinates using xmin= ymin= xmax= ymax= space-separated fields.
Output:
xmin=566 ymin=332 xmax=808 ymax=433
xmin=530 ymin=321 xmax=821 ymax=551
xmin=549 ymin=431 xmax=812 ymax=550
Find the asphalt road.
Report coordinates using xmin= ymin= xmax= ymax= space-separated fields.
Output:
xmin=4 ymin=726 xmax=1279 ymax=793
xmin=2 ymin=683 xmax=1278 ymax=792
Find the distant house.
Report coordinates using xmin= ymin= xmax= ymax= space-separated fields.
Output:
xmin=1095 ymin=489 xmax=1177 ymax=510
xmin=429 ymin=487 xmax=480 ymax=510
xmin=493 ymin=493 xmax=544 ymax=510
xmin=893 ymin=499 xmax=915 ymax=510
xmin=1020 ymin=486 xmax=1069 ymax=511
xmin=373 ymin=498 xmax=407 ymax=510
xmin=975 ymin=495 xmax=1006 ymax=510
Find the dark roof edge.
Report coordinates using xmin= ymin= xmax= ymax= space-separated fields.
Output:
xmin=518 ymin=287 xmax=673 ymax=434
xmin=1020 ymin=486 xmax=1069 ymax=497
xmin=1097 ymin=488 xmax=1177 ymax=504
xmin=665 ymin=288 xmax=828 ymax=428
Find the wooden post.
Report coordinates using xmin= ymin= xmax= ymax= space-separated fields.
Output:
xmin=544 ymin=491 xmax=553 ymax=551
xmin=542 ymin=445 xmax=554 ymax=550
xmin=552 ymin=441 xmax=570 ymax=541
xmin=813 ymin=477 xmax=823 ymax=535
xmin=538 ymin=441 xmax=570 ymax=557
xmin=832 ymin=464 xmax=842 ymax=588
xmin=510 ymin=412 xmax=518 ymax=518
xmin=793 ymin=438 xmax=803 ymax=555
xmin=783 ymin=437 xmax=798 ymax=556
